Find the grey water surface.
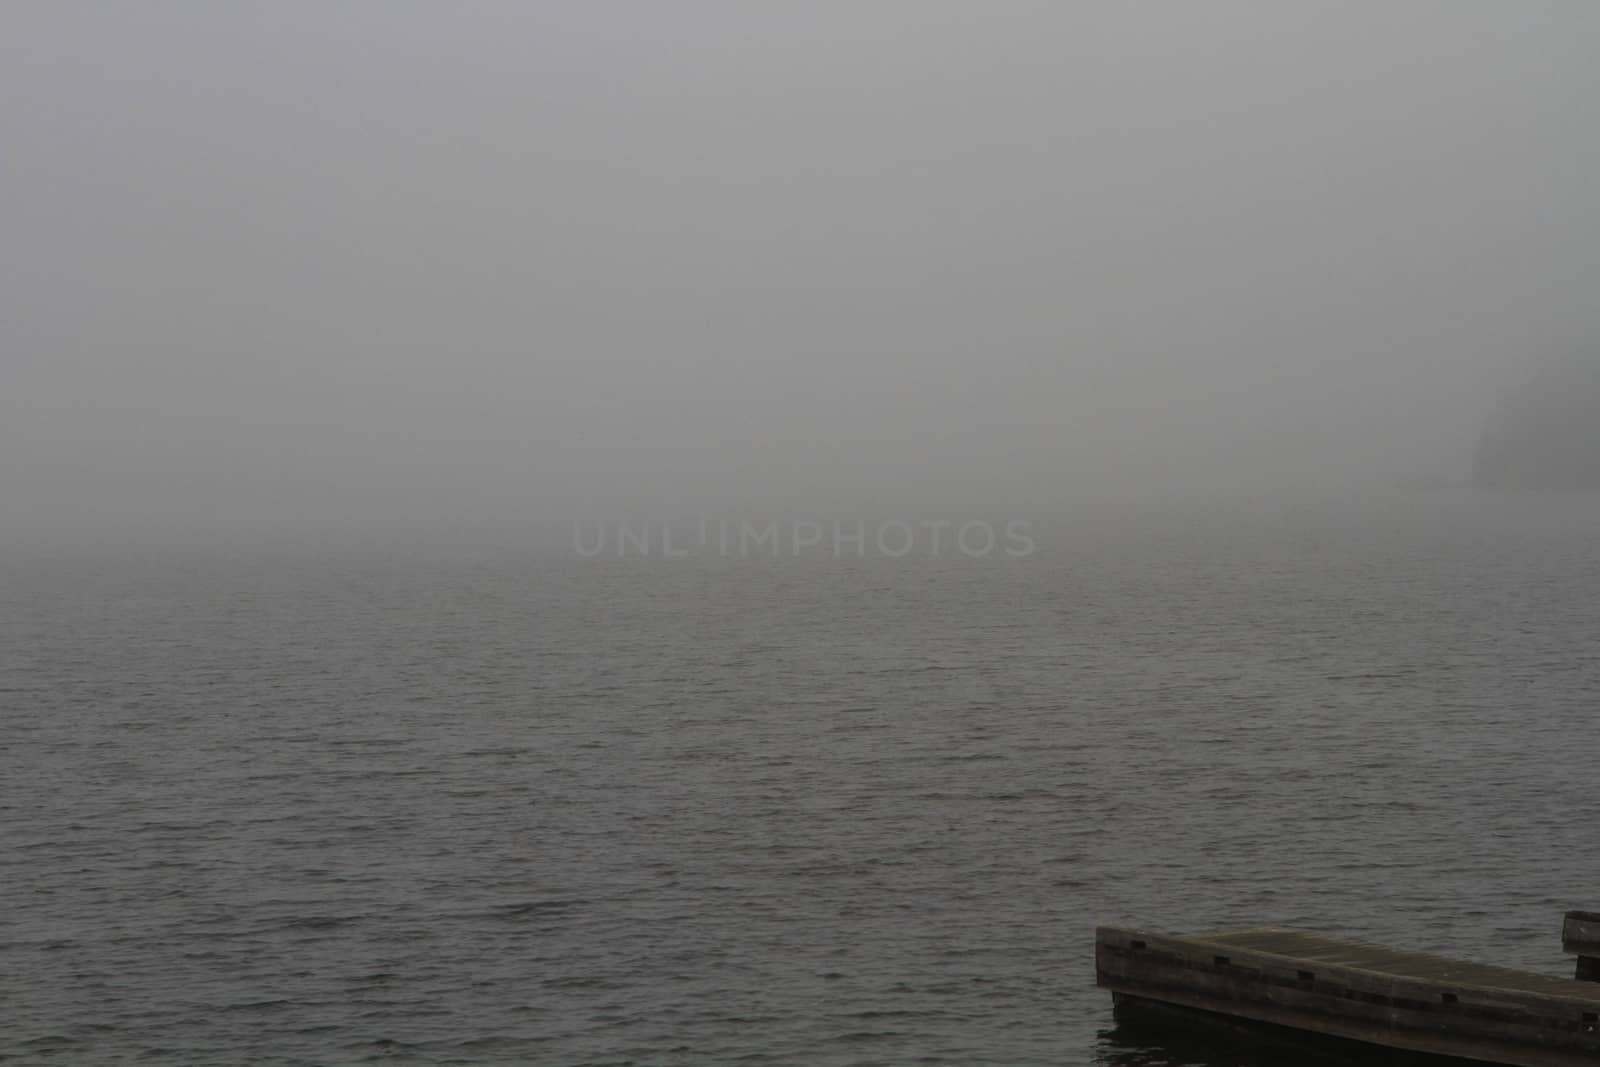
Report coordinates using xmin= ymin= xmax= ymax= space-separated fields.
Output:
xmin=3 ymin=491 xmax=1597 ymax=1065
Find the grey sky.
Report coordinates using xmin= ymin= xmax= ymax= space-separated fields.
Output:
xmin=2 ymin=2 xmax=1596 ymax=532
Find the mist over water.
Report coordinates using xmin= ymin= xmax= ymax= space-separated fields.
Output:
xmin=3 ymin=2 xmax=1599 ymax=1064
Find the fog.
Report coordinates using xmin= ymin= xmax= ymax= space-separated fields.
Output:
xmin=3 ymin=2 xmax=1596 ymax=539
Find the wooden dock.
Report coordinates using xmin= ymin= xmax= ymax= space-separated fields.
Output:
xmin=1097 ymin=924 xmax=1600 ymax=1066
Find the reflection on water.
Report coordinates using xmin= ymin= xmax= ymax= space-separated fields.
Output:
xmin=1095 ymin=1021 xmax=1359 ymax=1067
xmin=1096 ymin=1013 xmax=1478 ymax=1067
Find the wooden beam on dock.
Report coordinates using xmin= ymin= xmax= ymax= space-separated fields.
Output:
xmin=1097 ymin=925 xmax=1600 ymax=1067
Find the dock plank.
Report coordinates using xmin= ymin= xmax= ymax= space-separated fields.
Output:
xmin=1200 ymin=927 xmax=1600 ymax=1000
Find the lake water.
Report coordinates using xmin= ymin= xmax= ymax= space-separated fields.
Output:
xmin=3 ymin=490 xmax=1597 ymax=1064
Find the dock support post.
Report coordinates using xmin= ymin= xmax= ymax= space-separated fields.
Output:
xmin=1563 ymin=912 xmax=1600 ymax=982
